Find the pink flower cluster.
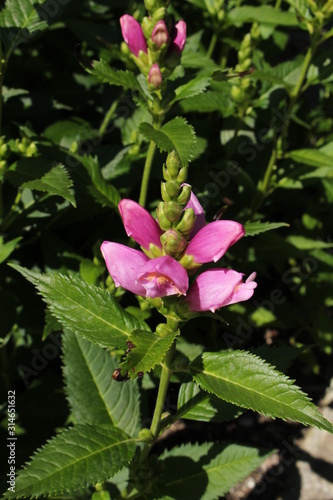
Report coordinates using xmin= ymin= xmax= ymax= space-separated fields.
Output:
xmin=101 ymin=193 xmax=257 ymax=314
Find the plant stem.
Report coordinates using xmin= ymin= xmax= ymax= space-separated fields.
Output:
xmin=98 ymin=98 xmax=119 ymax=137
xmin=207 ymin=32 xmax=218 ymax=59
xmin=138 ymin=139 xmax=157 ymax=208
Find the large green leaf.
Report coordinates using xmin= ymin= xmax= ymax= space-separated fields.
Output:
xmin=139 ymin=117 xmax=197 ymax=166
xmin=156 ymin=442 xmax=272 ymax=500
xmin=63 ymin=331 xmax=141 ymax=436
xmin=177 ymin=381 xmax=242 ymax=423
xmin=170 ymin=76 xmax=211 ymax=105
xmin=244 ymin=221 xmax=289 ymax=237
xmin=227 ymin=6 xmax=300 ymax=27
xmin=0 ymin=0 xmax=48 ymax=53
xmin=4 ymin=424 xmax=136 ymax=499
xmin=288 ymin=149 xmax=333 ymax=168
xmin=190 ymin=351 xmax=333 ymax=433
xmin=87 ymin=60 xmax=139 ymax=90
xmin=6 ymin=158 xmax=76 ymax=206
xmin=121 ymin=329 xmax=179 ymax=379
xmin=10 ymin=265 xmax=150 ymax=349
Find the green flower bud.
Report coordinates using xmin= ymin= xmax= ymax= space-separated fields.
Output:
xmin=160 ymin=229 xmax=187 ymax=258
xmin=152 ymin=7 xmax=166 ymax=21
xmin=177 ymin=184 xmax=191 ymax=206
xmin=176 ymin=207 xmax=196 ymax=236
xmin=0 ymin=143 xmax=8 ymax=157
xmin=166 ymin=150 xmax=182 ymax=179
xmin=141 ymin=16 xmax=155 ymax=38
xmin=231 ymin=85 xmax=245 ymax=103
xmin=156 ymin=323 xmax=174 ymax=338
xmin=239 ymin=47 xmax=252 ymax=62
xmin=217 ymin=9 xmax=225 ymax=22
xmin=138 ymin=428 xmax=153 ymax=442
xmin=178 ymin=253 xmax=201 ymax=271
xmin=142 ymin=242 xmax=163 ymax=259
xmin=161 ymin=182 xmax=172 ymax=202
xmin=157 ymin=202 xmax=172 ymax=230
xmin=242 ymin=33 xmax=252 ymax=49
xmin=240 ymin=57 xmax=252 ymax=71
xmin=26 ymin=142 xmax=37 ymax=157
xmin=121 ymin=41 xmax=131 ymax=56
xmin=163 ymin=201 xmax=183 ymax=222
xmin=144 ymin=0 xmax=156 ymax=11
xmin=165 ymin=180 xmax=181 ymax=198
xmin=176 ymin=166 xmax=188 ymax=183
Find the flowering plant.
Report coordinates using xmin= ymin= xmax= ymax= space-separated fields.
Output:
xmin=2 ymin=0 xmax=333 ymax=498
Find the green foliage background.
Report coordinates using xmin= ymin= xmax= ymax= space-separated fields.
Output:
xmin=1 ymin=0 xmax=333 ymax=497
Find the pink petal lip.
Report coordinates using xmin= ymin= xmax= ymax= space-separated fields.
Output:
xmin=120 ymin=15 xmax=148 ymax=56
xmin=100 ymin=241 xmax=148 ymax=296
xmin=169 ymin=20 xmax=187 ymax=54
xmin=137 ymin=255 xmax=189 ymax=298
xmin=184 ymin=220 xmax=245 ymax=264
xmin=185 ymin=269 xmax=257 ymax=312
xmin=119 ymin=199 xmax=162 ymax=251
xmin=151 ymin=20 xmax=170 ymax=48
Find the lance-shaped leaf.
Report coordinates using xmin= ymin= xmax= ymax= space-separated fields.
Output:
xmin=139 ymin=117 xmax=197 ymax=166
xmin=86 ymin=60 xmax=140 ymax=90
xmin=3 ymin=424 xmax=136 ymax=499
xmin=121 ymin=329 xmax=180 ymax=379
xmin=156 ymin=441 xmax=273 ymax=500
xmin=190 ymin=351 xmax=333 ymax=433
xmin=10 ymin=265 xmax=150 ymax=349
xmin=170 ymin=76 xmax=211 ymax=105
xmin=244 ymin=221 xmax=289 ymax=237
xmin=63 ymin=331 xmax=141 ymax=436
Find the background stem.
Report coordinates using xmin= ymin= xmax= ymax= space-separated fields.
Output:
xmin=138 ymin=139 xmax=157 ymax=208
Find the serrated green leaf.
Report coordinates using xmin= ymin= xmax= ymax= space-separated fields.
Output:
xmin=0 ymin=0 xmax=48 ymax=53
xmin=78 ymin=155 xmax=121 ymax=209
xmin=139 ymin=117 xmax=197 ymax=166
xmin=288 ymin=149 xmax=333 ymax=168
xmin=87 ymin=60 xmax=139 ymax=90
xmin=244 ymin=221 xmax=289 ymax=236
xmin=0 ymin=235 xmax=22 ymax=264
xmin=156 ymin=441 xmax=272 ymax=500
xmin=177 ymin=381 xmax=242 ymax=423
xmin=121 ymin=329 xmax=179 ymax=379
xmin=63 ymin=331 xmax=141 ymax=436
xmin=227 ymin=6 xmax=300 ymax=27
xmin=170 ymin=76 xmax=211 ymax=105
xmin=6 ymin=158 xmax=76 ymax=206
xmin=10 ymin=265 xmax=150 ymax=349
xmin=4 ymin=424 xmax=136 ymax=499
xmin=190 ymin=351 xmax=333 ymax=433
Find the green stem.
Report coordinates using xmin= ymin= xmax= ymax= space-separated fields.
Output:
xmin=138 ymin=138 xmax=158 ymax=208
xmin=98 ymin=98 xmax=119 ymax=137
xmin=207 ymin=32 xmax=218 ymax=59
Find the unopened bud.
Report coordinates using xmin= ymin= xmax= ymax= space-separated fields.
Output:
xmin=138 ymin=428 xmax=153 ymax=441
xmin=165 ymin=180 xmax=181 ymax=198
xmin=142 ymin=16 xmax=155 ymax=38
xmin=231 ymin=85 xmax=245 ymax=103
xmin=26 ymin=142 xmax=37 ymax=157
xmin=151 ymin=20 xmax=170 ymax=48
xmin=165 ymin=150 xmax=182 ymax=178
xmin=163 ymin=202 xmax=183 ymax=222
xmin=148 ymin=63 xmax=163 ymax=89
xmin=152 ymin=7 xmax=166 ymax=21
xmin=176 ymin=208 xmax=196 ymax=236
xmin=161 ymin=182 xmax=172 ymax=202
xmin=179 ymin=253 xmax=201 ymax=271
xmin=177 ymin=166 xmax=188 ymax=183
xmin=157 ymin=202 xmax=172 ymax=230
xmin=177 ymin=184 xmax=191 ymax=206
xmin=160 ymin=229 xmax=187 ymax=258
xmin=156 ymin=323 xmax=174 ymax=337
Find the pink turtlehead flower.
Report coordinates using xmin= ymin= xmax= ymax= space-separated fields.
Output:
xmin=120 ymin=15 xmax=147 ymax=57
xmin=151 ymin=20 xmax=170 ymax=48
xmin=184 ymin=270 xmax=257 ymax=313
xmin=169 ymin=20 xmax=186 ymax=55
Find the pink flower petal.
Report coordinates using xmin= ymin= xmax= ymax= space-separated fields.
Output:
xmin=119 ymin=199 xmax=162 ymax=251
xmin=184 ymin=220 xmax=245 ymax=264
xmin=137 ymin=255 xmax=189 ymax=298
xmin=184 ymin=188 xmax=206 ymax=238
xmin=100 ymin=242 xmax=148 ymax=296
xmin=120 ymin=15 xmax=147 ymax=56
xmin=169 ymin=20 xmax=186 ymax=54
xmin=185 ymin=268 xmax=256 ymax=312
xmin=151 ymin=20 xmax=170 ymax=48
